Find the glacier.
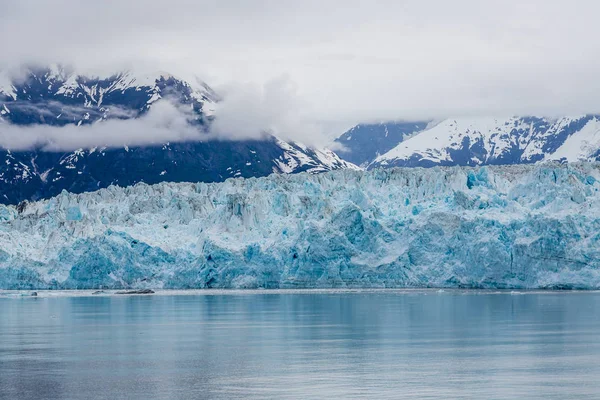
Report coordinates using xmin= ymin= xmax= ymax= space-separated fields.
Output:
xmin=1 ymin=163 xmax=600 ymax=290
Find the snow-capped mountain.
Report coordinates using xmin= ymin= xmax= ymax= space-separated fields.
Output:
xmin=335 ymin=116 xmax=600 ymax=169
xmin=0 ymin=64 xmax=217 ymax=125
xmin=333 ymin=121 xmax=429 ymax=167
xmin=2 ymin=163 xmax=600 ymax=289
xmin=371 ymin=116 xmax=600 ymax=168
xmin=0 ymin=65 xmax=356 ymax=204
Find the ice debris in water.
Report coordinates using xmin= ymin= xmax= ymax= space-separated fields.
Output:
xmin=1 ymin=163 xmax=600 ymax=290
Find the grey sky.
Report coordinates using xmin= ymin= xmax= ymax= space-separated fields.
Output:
xmin=2 ymin=0 xmax=600 ymax=142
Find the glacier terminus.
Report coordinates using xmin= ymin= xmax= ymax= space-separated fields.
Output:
xmin=1 ymin=163 xmax=600 ymax=290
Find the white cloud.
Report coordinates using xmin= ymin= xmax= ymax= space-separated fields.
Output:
xmin=0 ymin=102 xmax=204 ymax=151
xmin=2 ymin=0 xmax=600 ymax=141
xmin=210 ymin=76 xmax=324 ymax=144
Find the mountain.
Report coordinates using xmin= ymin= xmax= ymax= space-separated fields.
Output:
xmin=0 ymin=65 xmax=357 ymax=204
xmin=333 ymin=121 xmax=429 ymax=167
xmin=0 ymin=64 xmax=217 ymax=126
xmin=2 ymin=163 xmax=600 ymax=289
xmin=334 ymin=116 xmax=600 ymax=169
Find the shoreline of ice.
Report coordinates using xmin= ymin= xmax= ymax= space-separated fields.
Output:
xmin=3 ymin=288 xmax=600 ymax=299
xmin=2 ymin=162 xmax=600 ymax=290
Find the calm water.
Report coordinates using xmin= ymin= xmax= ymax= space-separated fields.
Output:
xmin=1 ymin=290 xmax=600 ymax=399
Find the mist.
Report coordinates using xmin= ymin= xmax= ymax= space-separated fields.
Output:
xmin=0 ymin=102 xmax=204 ymax=151
xmin=2 ymin=0 xmax=600 ymax=145
xmin=210 ymin=76 xmax=326 ymax=144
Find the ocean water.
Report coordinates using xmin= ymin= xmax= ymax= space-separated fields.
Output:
xmin=1 ymin=290 xmax=600 ymax=399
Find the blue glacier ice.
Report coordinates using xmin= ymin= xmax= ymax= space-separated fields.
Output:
xmin=1 ymin=163 xmax=600 ymax=289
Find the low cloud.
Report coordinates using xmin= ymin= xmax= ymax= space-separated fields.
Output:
xmin=5 ymin=101 xmax=138 ymax=121
xmin=0 ymin=81 xmax=334 ymax=151
xmin=0 ymin=101 xmax=204 ymax=151
xmin=4 ymin=1 xmax=600 ymax=140
xmin=209 ymin=76 xmax=325 ymax=145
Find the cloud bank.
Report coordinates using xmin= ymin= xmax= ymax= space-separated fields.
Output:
xmin=210 ymin=76 xmax=325 ymax=144
xmin=0 ymin=102 xmax=204 ymax=151
xmin=2 ymin=0 xmax=600 ymax=142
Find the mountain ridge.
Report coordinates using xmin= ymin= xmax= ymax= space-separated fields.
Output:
xmin=334 ymin=116 xmax=600 ymax=169
xmin=0 ymin=65 xmax=357 ymax=204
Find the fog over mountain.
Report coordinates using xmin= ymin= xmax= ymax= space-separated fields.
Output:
xmin=2 ymin=0 xmax=600 ymax=145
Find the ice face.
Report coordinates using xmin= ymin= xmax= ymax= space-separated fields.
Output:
xmin=1 ymin=163 xmax=600 ymax=290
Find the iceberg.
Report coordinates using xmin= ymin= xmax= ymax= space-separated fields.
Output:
xmin=1 ymin=163 xmax=600 ymax=290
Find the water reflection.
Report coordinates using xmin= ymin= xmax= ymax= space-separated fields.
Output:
xmin=1 ymin=292 xmax=600 ymax=399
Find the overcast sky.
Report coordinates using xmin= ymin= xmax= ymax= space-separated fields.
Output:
xmin=2 ymin=0 xmax=600 ymax=143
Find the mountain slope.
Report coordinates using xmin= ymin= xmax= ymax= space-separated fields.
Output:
xmin=0 ymin=138 xmax=358 ymax=204
xmin=360 ymin=116 xmax=600 ymax=169
xmin=0 ymin=65 xmax=217 ymax=126
xmin=0 ymin=66 xmax=357 ymax=204
xmin=333 ymin=121 xmax=429 ymax=167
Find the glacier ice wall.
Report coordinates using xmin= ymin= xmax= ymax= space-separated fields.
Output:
xmin=2 ymin=163 xmax=600 ymax=289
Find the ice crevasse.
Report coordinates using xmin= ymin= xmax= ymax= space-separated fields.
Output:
xmin=2 ymin=163 xmax=600 ymax=290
